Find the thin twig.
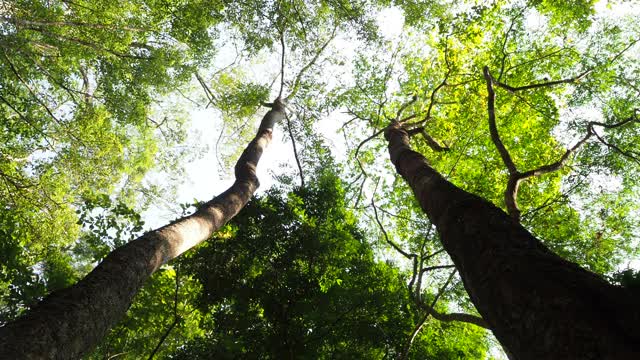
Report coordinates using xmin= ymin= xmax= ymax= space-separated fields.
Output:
xmin=401 ymin=76 xmax=449 ymax=129
xmin=354 ymin=128 xmax=385 ymax=160
xmin=278 ymin=29 xmax=286 ymax=99
xmin=371 ymin=181 xmax=417 ymax=260
xmin=24 ymin=27 xmax=151 ymax=59
xmin=497 ymin=8 xmax=526 ymax=81
xmin=592 ymin=129 xmax=640 ymax=164
xmin=495 ymin=69 xmax=592 ymax=93
xmin=5 ymin=16 xmax=147 ymax=32
xmin=399 ymin=270 xmax=457 ymax=360
xmin=496 ymin=38 xmax=639 ymax=92
xmin=195 ymin=72 xmax=216 ymax=108
xmin=0 ymin=94 xmax=56 ymax=150
xmin=420 ymin=264 xmax=455 ymax=274
xmin=284 ymin=25 xmax=337 ymax=101
xmin=214 ymin=120 xmax=226 ymax=171
xmin=521 ymin=177 xmax=584 ymax=221
xmin=285 ymin=111 xmax=305 ymax=187
xmin=3 ymin=53 xmax=86 ymax=145
xmin=395 ymin=94 xmax=418 ymax=121
xmin=518 ymin=131 xmax=592 ymax=179
xmin=510 ymin=112 xmax=639 ymax=220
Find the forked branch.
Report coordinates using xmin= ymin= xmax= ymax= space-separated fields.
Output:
xmin=406 ymin=127 xmax=450 ymax=152
xmin=482 ymin=66 xmax=638 ymax=221
xmin=518 ymin=132 xmax=592 ymax=180
xmin=371 ymin=191 xmax=416 ymax=260
xmin=495 ymin=37 xmax=639 ymax=93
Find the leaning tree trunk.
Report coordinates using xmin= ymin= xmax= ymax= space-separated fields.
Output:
xmin=0 ymin=99 xmax=285 ymax=359
xmin=385 ymin=122 xmax=640 ymax=360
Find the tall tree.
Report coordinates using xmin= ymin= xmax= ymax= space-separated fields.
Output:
xmin=0 ymin=97 xmax=284 ymax=359
xmin=337 ymin=1 xmax=640 ymax=357
xmin=0 ymin=0 xmax=372 ymax=325
xmin=385 ymin=119 xmax=640 ymax=359
xmin=0 ymin=0 xmax=377 ymax=356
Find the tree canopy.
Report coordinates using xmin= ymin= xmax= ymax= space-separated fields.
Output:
xmin=1 ymin=0 xmax=640 ymax=358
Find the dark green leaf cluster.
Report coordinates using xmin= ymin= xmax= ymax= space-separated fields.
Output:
xmin=165 ymin=171 xmax=487 ymax=359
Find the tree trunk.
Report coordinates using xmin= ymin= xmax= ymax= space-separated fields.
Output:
xmin=385 ymin=122 xmax=640 ymax=359
xmin=0 ymin=99 xmax=285 ymax=359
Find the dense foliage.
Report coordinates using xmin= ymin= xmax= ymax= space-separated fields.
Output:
xmin=2 ymin=0 xmax=640 ymax=358
xmin=0 ymin=0 xmax=223 ymax=320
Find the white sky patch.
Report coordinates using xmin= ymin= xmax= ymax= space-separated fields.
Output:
xmin=314 ymin=109 xmax=349 ymax=163
xmin=524 ymin=7 xmax=546 ymax=31
xmin=595 ymin=0 xmax=640 ymax=18
xmin=587 ymin=172 xmax=624 ymax=193
xmin=552 ymin=105 xmax=602 ymax=145
xmin=376 ymin=7 xmax=405 ymax=40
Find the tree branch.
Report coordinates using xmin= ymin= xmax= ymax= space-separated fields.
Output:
xmin=0 ymin=170 xmax=36 ymax=190
xmin=521 ymin=177 xmax=584 ymax=222
xmin=400 ymin=270 xmax=457 ymax=360
xmin=420 ymin=264 xmax=455 ymax=275
xmin=494 ymin=69 xmax=592 ymax=93
xmin=395 ymin=94 xmax=418 ymax=121
xmin=519 ymin=131 xmax=593 ymax=180
xmin=402 ymin=76 xmax=449 ymax=129
xmin=0 ymin=92 xmax=59 ymax=152
xmin=497 ymin=9 xmax=525 ymax=81
xmin=421 ymin=306 xmax=489 ymax=329
xmin=495 ymin=38 xmax=639 ymax=93
xmin=423 ymin=130 xmax=449 ymax=152
xmin=591 ymin=121 xmax=640 ymax=164
xmin=23 ymin=28 xmax=152 ymax=60
xmin=354 ymin=127 xmax=385 ymax=160
xmin=423 ymin=77 xmax=448 ymax=124
xmin=4 ymin=16 xmax=147 ymax=32
xmin=285 ymin=110 xmax=305 ymax=188
xmin=512 ymin=112 xmax=639 ymax=220
xmin=371 ymin=188 xmax=416 ymax=260
xmin=483 ymin=66 xmax=518 ymax=174
xmin=195 ymin=72 xmax=216 ymax=108
xmin=278 ymin=28 xmax=286 ymax=99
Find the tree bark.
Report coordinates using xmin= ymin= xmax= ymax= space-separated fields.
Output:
xmin=0 ymin=99 xmax=285 ymax=359
xmin=385 ymin=122 xmax=640 ymax=359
